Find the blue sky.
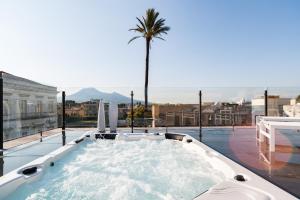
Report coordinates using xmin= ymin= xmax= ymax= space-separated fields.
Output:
xmin=0 ymin=0 xmax=300 ymax=102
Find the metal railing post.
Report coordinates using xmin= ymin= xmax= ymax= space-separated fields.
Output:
xmin=264 ymin=89 xmax=268 ymax=116
xmin=199 ymin=90 xmax=202 ymax=141
xmin=0 ymin=73 xmax=3 ymax=151
xmin=0 ymin=72 xmax=3 ymax=177
xmin=131 ymin=91 xmax=134 ymax=133
xmin=232 ymin=114 xmax=235 ymax=131
xmin=62 ymin=91 xmax=66 ymax=145
xmin=40 ymin=130 xmax=43 ymax=142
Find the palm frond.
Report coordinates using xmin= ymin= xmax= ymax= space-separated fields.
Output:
xmin=142 ymin=16 xmax=148 ymax=32
xmin=136 ymin=24 xmax=143 ymax=31
xmin=129 ymin=24 xmax=144 ymax=33
xmin=154 ymin=26 xmax=170 ymax=36
xmin=154 ymin=36 xmax=165 ymax=41
xmin=153 ymin=19 xmax=165 ymax=32
xmin=136 ymin=17 xmax=146 ymax=32
xmin=146 ymin=9 xmax=159 ymax=30
xmin=128 ymin=8 xmax=170 ymax=43
xmin=128 ymin=36 xmax=142 ymax=44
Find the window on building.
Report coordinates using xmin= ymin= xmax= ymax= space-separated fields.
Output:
xmin=20 ymin=100 xmax=27 ymax=114
xmin=48 ymin=101 xmax=54 ymax=113
xmin=37 ymin=101 xmax=43 ymax=113
xmin=3 ymin=99 xmax=9 ymax=116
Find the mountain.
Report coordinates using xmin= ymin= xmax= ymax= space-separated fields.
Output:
xmin=60 ymin=88 xmax=140 ymax=103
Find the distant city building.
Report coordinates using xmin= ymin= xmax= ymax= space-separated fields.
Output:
xmin=62 ymin=100 xmax=101 ymax=119
xmin=151 ymin=102 xmax=252 ymax=127
xmin=152 ymin=104 xmax=200 ymax=127
xmin=214 ymin=102 xmax=252 ymax=126
xmin=2 ymin=72 xmax=58 ymax=140
xmin=251 ymin=95 xmax=291 ymax=124
xmin=64 ymin=100 xmax=128 ymax=119
xmin=59 ymin=100 xmax=130 ymax=127
xmin=81 ymin=101 xmax=99 ymax=118
xmin=283 ymin=98 xmax=300 ymax=117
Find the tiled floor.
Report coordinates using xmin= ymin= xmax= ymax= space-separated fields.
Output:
xmin=3 ymin=128 xmax=95 ymax=149
xmin=3 ymin=129 xmax=62 ymax=149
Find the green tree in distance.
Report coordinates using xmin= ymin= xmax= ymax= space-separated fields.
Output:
xmin=296 ymin=95 xmax=300 ymax=103
xmin=127 ymin=104 xmax=152 ymax=127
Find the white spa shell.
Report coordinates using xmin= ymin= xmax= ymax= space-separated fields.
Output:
xmin=0 ymin=133 xmax=298 ymax=200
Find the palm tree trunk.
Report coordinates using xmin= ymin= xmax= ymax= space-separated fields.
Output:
xmin=144 ymin=38 xmax=150 ymax=132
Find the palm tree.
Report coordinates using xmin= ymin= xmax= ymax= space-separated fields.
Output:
xmin=129 ymin=8 xmax=170 ymax=127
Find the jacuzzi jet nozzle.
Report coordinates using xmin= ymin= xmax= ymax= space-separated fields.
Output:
xmin=186 ymin=139 xmax=193 ymax=143
xmin=234 ymin=175 xmax=246 ymax=182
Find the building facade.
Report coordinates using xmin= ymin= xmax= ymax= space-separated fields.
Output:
xmin=283 ymin=98 xmax=300 ymax=117
xmin=64 ymin=100 xmax=102 ymax=119
xmin=60 ymin=100 xmax=130 ymax=127
xmin=214 ymin=102 xmax=252 ymax=126
xmin=2 ymin=72 xmax=58 ymax=140
xmin=251 ymin=95 xmax=291 ymax=124
xmin=151 ymin=102 xmax=252 ymax=127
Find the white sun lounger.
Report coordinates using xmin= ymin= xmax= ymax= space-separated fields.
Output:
xmin=256 ymin=116 xmax=300 ymax=152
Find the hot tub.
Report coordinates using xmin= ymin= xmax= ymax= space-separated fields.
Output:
xmin=0 ymin=132 xmax=297 ymax=200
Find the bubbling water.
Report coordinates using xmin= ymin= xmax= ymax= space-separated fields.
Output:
xmin=7 ymin=139 xmax=227 ymax=200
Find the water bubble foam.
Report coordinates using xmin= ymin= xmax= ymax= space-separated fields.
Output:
xmin=7 ymin=139 xmax=227 ymax=200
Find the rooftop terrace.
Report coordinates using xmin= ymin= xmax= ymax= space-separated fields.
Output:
xmin=1 ymin=126 xmax=300 ymax=198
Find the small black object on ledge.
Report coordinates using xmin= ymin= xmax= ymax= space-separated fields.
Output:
xmin=95 ymin=134 xmax=117 ymax=140
xmin=165 ymin=133 xmax=185 ymax=141
xmin=186 ymin=139 xmax=193 ymax=143
xmin=75 ymin=138 xmax=84 ymax=144
xmin=50 ymin=162 xmax=54 ymax=167
xmin=234 ymin=174 xmax=246 ymax=182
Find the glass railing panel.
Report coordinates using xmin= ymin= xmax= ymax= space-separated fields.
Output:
xmin=2 ymin=84 xmax=300 ymax=173
xmin=6 ymin=85 xmax=299 ymax=139
xmin=2 ymin=73 xmax=58 ymax=142
xmin=149 ymin=87 xmax=266 ymax=127
xmin=1 ymin=72 xmax=62 ymax=175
